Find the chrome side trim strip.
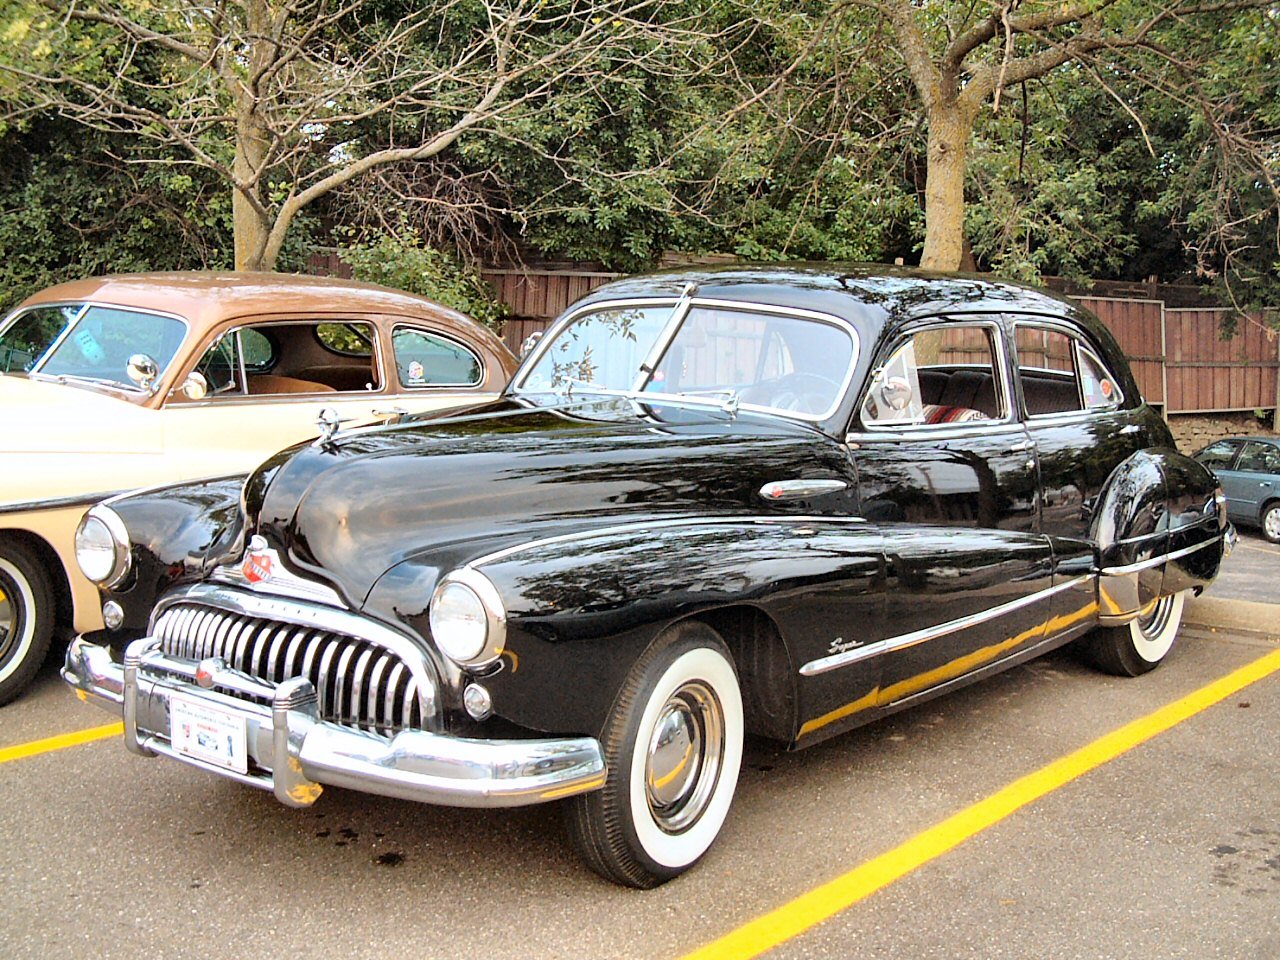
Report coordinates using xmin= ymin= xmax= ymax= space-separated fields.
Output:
xmin=466 ymin=514 xmax=868 ymax=569
xmin=758 ymin=479 xmax=849 ymax=501
xmin=799 ymin=576 xmax=1091 ymax=677
xmin=1099 ymin=537 xmax=1218 ymax=577
xmin=0 ymin=489 xmax=126 ymax=516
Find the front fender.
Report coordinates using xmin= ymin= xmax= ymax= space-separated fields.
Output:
xmin=463 ymin=517 xmax=884 ymax=739
xmin=1093 ymin=449 xmax=1223 ymax=624
xmin=101 ymin=476 xmax=246 ymax=643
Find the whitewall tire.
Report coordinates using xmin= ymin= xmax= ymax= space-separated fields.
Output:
xmin=0 ymin=541 xmax=56 ymax=706
xmin=565 ymin=621 xmax=744 ymax=887
xmin=1082 ymin=590 xmax=1187 ymax=677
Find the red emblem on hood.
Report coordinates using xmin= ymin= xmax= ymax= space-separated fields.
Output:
xmin=243 ymin=551 xmax=273 ymax=584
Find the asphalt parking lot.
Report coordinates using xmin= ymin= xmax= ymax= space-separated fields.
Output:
xmin=2 ymin=537 xmax=1277 ymax=960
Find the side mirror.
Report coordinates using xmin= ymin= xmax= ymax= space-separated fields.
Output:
xmin=126 ymin=353 xmax=159 ymax=391
xmin=179 ymin=371 xmax=209 ymax=401
xmin=878 ymin=375 xmax=913 ymax=412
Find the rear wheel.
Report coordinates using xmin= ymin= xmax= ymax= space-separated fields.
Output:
xmin=0 ymin=540 xmax=56 ymax=706
xmin=1261 ymin=502 xmax=1280 ymax=544
xmin=564 ymin=622 xmax=743 ymax=888
xmin=1081 ymin=590 xmax=1187 ymax=677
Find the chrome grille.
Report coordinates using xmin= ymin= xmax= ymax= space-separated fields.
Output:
xmin=154 ymin=602 xmax=426 ymax=734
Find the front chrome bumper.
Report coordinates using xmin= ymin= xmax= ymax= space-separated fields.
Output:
xmin=63 ymin=636 xmax=607 ymax=809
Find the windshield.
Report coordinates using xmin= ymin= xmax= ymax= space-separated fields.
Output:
xmin=0 ymin=304 xmax=81 ymax=373
xmin=10 ymin=304 xmax=187 ymax=387
xmin=517 ymin=300 xmax=857 ymax=419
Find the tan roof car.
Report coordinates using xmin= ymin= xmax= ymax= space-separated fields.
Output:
xmin=0 ymin=272 xmax=518 ymax=704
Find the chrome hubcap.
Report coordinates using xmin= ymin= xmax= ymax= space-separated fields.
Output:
xmin=0 ymin=573 xmax=16 ymax=664
xmin=1265 ymin=509 xmax=1280 ymax=540
xmin=645 ymin=681 xmax=723 ymax=834
xmin=1136 ymin=595 xmax=1174 ymax=640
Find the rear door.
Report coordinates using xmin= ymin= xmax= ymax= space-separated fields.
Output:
xmin=1193 ymin=440 xmax=1246 ymax=520
xmin=1230 ymin=440 xmax=1280 ymax=523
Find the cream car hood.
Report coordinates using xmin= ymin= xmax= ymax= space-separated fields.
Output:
xmin=0 ymin=374 xmax=165 ymax=506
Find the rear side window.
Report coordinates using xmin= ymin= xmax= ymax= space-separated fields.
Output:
xmin=1237 ymin=442 xmax=1280 ymax=473
xmin=393 ymin=328 xmax=483 ymax=387
xmin=1015 ymin=324 xmax=1124 ymax=416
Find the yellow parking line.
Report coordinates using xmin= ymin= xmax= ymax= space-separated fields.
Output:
xmin=0 ymin=722 xmax=123 ymax=765
xmin=1238 ymin=542 xmax=1279 ymax=556
xmin=680 ymin=648 xmax=1280 ymax=960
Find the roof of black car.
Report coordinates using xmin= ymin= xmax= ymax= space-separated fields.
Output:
xmin=574 ymin=263 xmax=1083 ymax=330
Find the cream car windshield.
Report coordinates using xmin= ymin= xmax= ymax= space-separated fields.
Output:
xmin=517 ymin=302 xmax=856 ymax=419
xmin=15 ymin=305 xmax=186 ymax=388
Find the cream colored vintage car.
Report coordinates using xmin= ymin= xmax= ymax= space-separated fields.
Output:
xmin=0 ymin=272 xmax=517 ymax=704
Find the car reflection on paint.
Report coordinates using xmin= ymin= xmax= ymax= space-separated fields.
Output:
xmin=64 ymin=264 xmax=1232 ymax=888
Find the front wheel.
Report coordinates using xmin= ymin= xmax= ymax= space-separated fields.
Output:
xmin=564 ymin=622 xmax=744 ymax=888
xmin=1081 ymin=590 xmax=1188 ymax=677
xmin=0 ymin=540 xmax=56 ymax=706
xmin=1261 ymin=502 xmax=1280 ymax=544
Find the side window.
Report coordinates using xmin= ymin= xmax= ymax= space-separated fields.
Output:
xmin=184 ymin=321 xmax=380 ymax=398
xmin=1237 ymin=442 xmax=1280 ymax=473
xmin=393 ymin=328 xmax=483 ymax=387
xmin=1015 ymin=323 xmax=1126 ymax=416
xmin=194 ymin=333 xmax=243 ymax=395
xmin=1194 ymin=441 xmax=1240 ymax=469
xmin=1015 ymin=326 xmax=1082 ymax=416
xmin=861 ymin=323 xmax=1004 ymax=428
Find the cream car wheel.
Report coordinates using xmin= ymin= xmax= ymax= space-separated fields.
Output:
xmin=0 ymin=542 xmax=56 ymax=706
xmin=565 ymin=622 xmax=744 ymax=887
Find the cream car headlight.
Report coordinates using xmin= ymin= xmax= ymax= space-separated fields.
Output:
xmin=429 ymin=569 xmax=507 ymax=667
xmin=75 ymin=505 xmax=131 ymax=587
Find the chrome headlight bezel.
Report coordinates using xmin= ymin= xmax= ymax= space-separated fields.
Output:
xmin=74 ymin=505 xmax=132 ymax=588
xmin=429 ymin=568 xmax=507 ymax=668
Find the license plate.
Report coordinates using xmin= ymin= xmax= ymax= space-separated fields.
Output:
xmin=169 ymin=693 xmax=249 ymax=775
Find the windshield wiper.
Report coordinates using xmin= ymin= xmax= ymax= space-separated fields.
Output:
xmin=551 ymin=378 xmax=740 ymax=416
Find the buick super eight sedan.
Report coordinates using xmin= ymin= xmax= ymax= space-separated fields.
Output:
xmin=0 ymin=272 xmax=515 ymax=704
xmin=64 ymin=265 xmax=1233 ymax=887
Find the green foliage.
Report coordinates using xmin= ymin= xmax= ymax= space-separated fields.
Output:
xmin=339 ymin=234 xmax=508 ymax=333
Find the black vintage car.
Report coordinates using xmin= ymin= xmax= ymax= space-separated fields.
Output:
xmin=65 ymin=265 xmax=1233 ymax=887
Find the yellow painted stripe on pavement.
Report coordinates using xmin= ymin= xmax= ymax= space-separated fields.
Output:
xmin=0 ymin=722 xmax=123 ymax=764
xmin=681 ymin=647 xmax=1280 ymax=960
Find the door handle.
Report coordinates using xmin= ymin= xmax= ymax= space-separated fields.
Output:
xmin=1006 ymin=440 xmax=1031 ymax=453
xmin=1118 ymin=424 xmax=1141 ymax=435
xmin=374 ymin=406 xmax=410 ymax=422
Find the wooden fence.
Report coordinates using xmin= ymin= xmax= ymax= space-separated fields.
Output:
xmin=307 ymin=253 xmax=1278 ymax=417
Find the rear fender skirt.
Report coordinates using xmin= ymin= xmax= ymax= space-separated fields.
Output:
xmin=471 ymin=516 xmax=885 ymax=739
xmin=1093 ymin=449 xmax=1223 ymax=625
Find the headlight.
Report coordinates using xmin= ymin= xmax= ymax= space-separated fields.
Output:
xmin=429 ymin=569 xmax=506 ymax=667
xmin=75 ymin=506 xmax=131 ymax=587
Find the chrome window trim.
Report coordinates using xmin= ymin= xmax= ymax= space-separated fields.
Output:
xmin=511 ymin=296 xmax=861 ymax=425
xmin=389 ymin=323 xmax=485 ymax=390
xmin=1011 ymin=318 xmax=1131 ymax=419
xmin=853 ymin=316 xmax=1014 ymax=432
xmin=799 ymin=576 xmax=1091 ymax=677
xmin=466 ymin=514 xmax=868 ymax=570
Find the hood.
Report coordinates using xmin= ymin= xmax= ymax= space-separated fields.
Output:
xmin=244 ymin=399 xmax=853 ymax=604
xmin=0 ymin=374 xmax=156 ymax=455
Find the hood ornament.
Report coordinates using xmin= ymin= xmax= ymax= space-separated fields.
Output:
xmin=242 ymin=535 xmax=273 ymax=583
xmin=314 ymin=408 xmax=351 ymax=446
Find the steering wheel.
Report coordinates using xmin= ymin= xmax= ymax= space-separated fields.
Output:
xmin=766 ymin=372 xmax=839 ymax=414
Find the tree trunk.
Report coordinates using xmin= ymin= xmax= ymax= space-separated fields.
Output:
xmin=232 ymin=0 xmax=275 ymax=272
xmin=920 ymin=104 xmax=973 ymax=271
